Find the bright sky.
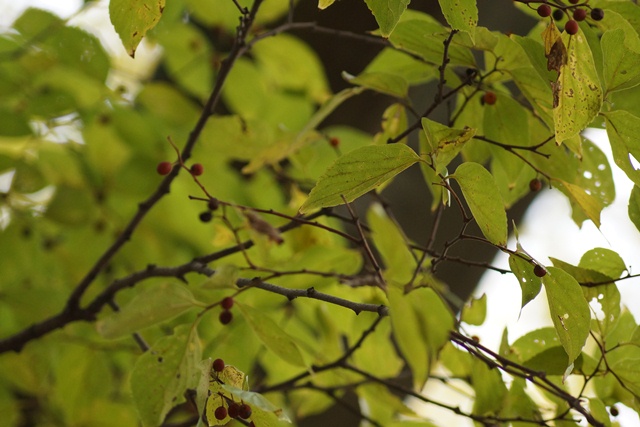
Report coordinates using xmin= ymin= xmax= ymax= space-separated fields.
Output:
xmin=3 ymin=1 xmax=639 ymax=425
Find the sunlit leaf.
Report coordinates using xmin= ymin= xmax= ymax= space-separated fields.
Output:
xmin=461 ymin=293 xmax=487 ymax=326
xmin=452 ymin=162 xmax=508 ymax=245
xmin=553 ymin=27 xmax=603 ymax=143
xmin=97 ymin=283 xmax=203 ymax=339
xmin=236 ymin=302 xmax=306 ymax=367
xmin=629 ymin=185 xmax=640 ymax=233
xmin=438 ymin=0 xmax=478 ymax=41
xmin=343 ymin=71 xmax=408 ymax=98
xmin=422 ymin=118 xmax=476 ymax=172
xmin=542 ymin=267 xmax=591 ymax=366
xmin=364 ymin=0 xmax=410 ymax=37
xmin=299 ymin=144 xmax=422 ymax=213
xmin=109 ymin=0 xmax=166 ymax=57
xmin=130 ymin=324 xmax=202 ymax=427
xmin=603 ymin=110 xmax=640 ymax=187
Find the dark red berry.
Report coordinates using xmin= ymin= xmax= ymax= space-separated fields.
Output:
xmin=248 ymin=422 xmax=255 ymax=427
xmin=157 ymin=161 xmax=172 ymax=175
xmin=610 ymin=406 xmax=619 ymax=416
xmin=537 ymin=4 xmax=552 ymax=17
xmin=214 ymin=406 xmax=227 ymax=420
xmin=190 ymin=163 xmax=204 ymax=176
xmin=565 ymin=19 xmax=579 ymax=35
xmin=219 ymin=310 xmax=233 ymax=325
xmin=573 ymin=8 xmax=587 ymax=21
xmin=590 ymin=8 xmax=604 ymax=21
xmin=553 ymin=9 xmax=565 ymax=21
xmin=329 ymin=137 xmax=340 ymax=147
xmin=471 ymin=335 xmax=480 ymax=342
xmin=207 ymin=198 xmax=219 ymax=211
xmin=239 ymin=403 xmax=252 ymax=419
xmin=213 ymin=358 xmax=225 ymax=372
xmin=199 ymin=211 xmax=213 ymax=223
xmin=529 ymin=178 xmax=542 ymax=192
xmin=228 ymin=402 xmax=240 ymax=418
xmin=483 ymin=91 xmax=497 ymax=105
xmin=534 ymin=264 xmax=547 ymax=277
xmin=221 ymin=296 xmax=234 ymax=310
xmin=569 ymin=0 xmax=579 ymax=4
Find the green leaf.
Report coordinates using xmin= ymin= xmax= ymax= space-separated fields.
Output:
xmin=130 ymin=324 xmax=202 ymax=427
xmin=97 ymin=283 xmax=202 ymax=339
xmin=388 ymin=287 xmax=429 ymax=389
xmin=299 ymin=144 xmax=422 ymax=213
xmin=461 ymin=293 xmax=486 ymax=326
xmin=410 ymin=287 xmax=454 ymax=369
xmin=601 ymin=29 xmax=640 ymax=95
xmin=471 ymin=359 xmax=507 ymax=416
xmin=421 ymin=118 xmax=476 ymax=172
xmin=603 ymin=110 xmax=640 ymax=187
xmin=109 ymin=0 xmax=166 ymax=57
xmin=438 ymin=0 xmax=478 ymax=40
xmin=501 ymin=379 xmax=543 ymax=427
xmin=629 ymin=185 xmax=640 ymax=233
xmin=343 ymin=71 xmax=408 ymax=98
xmin=542 ymin=267 xmax=591 ymax=366
xmin=452 ymin=162 xmax=508 ymax=245
xmin=373 ymin=103 xmax=408 ymax=145
xmin=579 ymin=248 xmax=627 ymax=279
xmin=364 ymin=0 xmax=411 ymax=38
xmin=368 ymin=203 xmax=416 ymax=286
xmin=555 ymin=180 xmax=603 ymax=228
xmin=236 ymin=302 xmax=306 ymax=367
xmin=553 ymin=28 xmax=603 ymax=143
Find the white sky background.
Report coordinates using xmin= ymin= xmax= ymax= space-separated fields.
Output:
xmin=3 ymin=1 xmax=640 ymax=425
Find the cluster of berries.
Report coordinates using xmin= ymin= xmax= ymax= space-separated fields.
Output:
xmin=210 ymin=358 xmax=254 ymax=425
xmin=536 ymin=1 xmax=604 ymax=35
xmin=219 ymin=296 xmax=234 ymax=325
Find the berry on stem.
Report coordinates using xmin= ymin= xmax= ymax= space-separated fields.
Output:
xmin=213 ymin=358 xmax=225 ymax=372
xmin=537 ymin=4 xmax=551 ymax=17
xmin=565 ymin=19 xmax=579 ymax=35
xmin=329 ymin=137 xmax=340 ymax=148
xmin=199 ymin=211 xmax=213 ymax=223
xmin=610 ymin=406 xmax=619 ymax=417
xmin=221 ymin=296 xmax=234 ymax=310
xmin=190 ymin=163 xmax=204 ymax=176
xmin=483 ymin=91 xmax=497 ymax=105
xmin=534 ymin=264 xmax=547 ymax=278
xmin=569 ymin=0 xmax=579 ymax=4
xmin=573 ymin=8 xmax=587 ymax=21
xmin=529 ymin=178 xmax=542 ymax=192
xmin=157 ymin=161 xmax=172 ymax=176
xmin=239 ymin=403 xmax=252 ymax=419
xmin=553 ymin=8 xmax=565 ymax=21
xmin=219 ymin=310 xmax=233 ymax=325
xmin=590 ymin=8 xmax=604 ymax=21
xmin=228 ymin=402 xmax=240 ymax=418
xmin=207 ymin=198 xmax=220 ymax=211
xmin=214 ymin=406 xmax=228 ymax=420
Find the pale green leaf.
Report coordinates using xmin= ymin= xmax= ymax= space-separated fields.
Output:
xmin=388 ymin=286 xmax=429 ymax=389
xmin=318 ymin=0 xmax=335 ymax=9
xmin=543 ymin=267 xmax=591 ymax=365
xmin=461 ymin=294 xmax=487 ymax=326
xmin=343 ymin=71 xmax=408 ymax=98
xmin=364 ymin=0 xmax=411 ymax=38
xmin=603 ymin=110 xmax=640 ymax=187
xmin=629 ymin=185 xmax=640 ymax=233
xmin=509 ymin=253 xmax=542 ymax=309
xmin=299 ymin=144 xmax=422 ymax=213
xmin=130 ymin=324 xmax=202 ymax=427
xmin=471 ymin=359 xmax=507 ymax=416
xmin=201 ymin=265 xmax=239 ymax=290
xmin=97 ymin=283 xmax=203 ymax=339
xmin=501 ymin=379 xmax=543 ymax=427
xmin=410 ymin=287 xmax=454 ymax=367
xmin=373 ymin=103 xmax=408 ymax=145
xmin=421 ymin=118 xmax=476 ymax=172
xmin=555 ymin=180 xmax=603 ymax=228
xmin=109 ymin=0 xmax=165 ymax=57
xmin=601 ymin=29 xmax=640 ymax=95
xmin=368 ymin=203 xmax=416 ymax=286
xmin=438 ymin=0 xmax=478 ymax=40
xmin=236 ymin=302 xmax=306 ymax=367
xmin=578 ymin=248 xmax=627 ymax=279
xmin=553 ymin=28 xmax=603 ymax=143
xmin=452 ymin=162 xmax=508 ymax=245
